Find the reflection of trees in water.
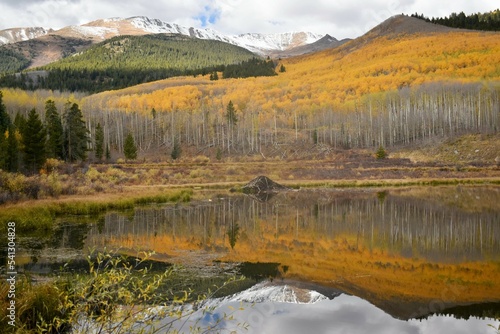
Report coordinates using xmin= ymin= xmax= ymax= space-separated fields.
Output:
xmin=227 ymin=223 xmax=240 ymax=249
xmin=88 ymin=190 xmax=500 ymax=261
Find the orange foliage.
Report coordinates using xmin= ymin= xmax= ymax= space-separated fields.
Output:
xmin=82 ymin=30 xmax=500 ymax=120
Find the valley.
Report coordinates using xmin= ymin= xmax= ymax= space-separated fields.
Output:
xmin=0 ymin=9 xmax=499 ymax=333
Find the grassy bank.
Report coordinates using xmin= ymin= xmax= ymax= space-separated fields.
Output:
xmin=0 ymin=189 xmax=192 ymax=234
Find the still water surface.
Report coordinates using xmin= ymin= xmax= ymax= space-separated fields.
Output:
xmin=18 ymin=186 xmax=500 ymax=332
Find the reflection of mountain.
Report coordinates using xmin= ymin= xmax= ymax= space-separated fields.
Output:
xmin=153 ymin=281 xmax=498 ymax=334
xmin=217 ymin=280 xmax=331 ymax=304
xmin=85 ymin=187 xmax=500 ymax=319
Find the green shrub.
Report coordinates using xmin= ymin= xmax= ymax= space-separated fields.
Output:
xmin=376 ymin=145 xmax=388 ymax=159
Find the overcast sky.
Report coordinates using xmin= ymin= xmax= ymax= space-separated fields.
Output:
xmin=0 ymin=0 xmax=497 ymax=39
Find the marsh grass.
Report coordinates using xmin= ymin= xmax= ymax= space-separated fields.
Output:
xmin=0 ymin=189 xmax=192 ymax=234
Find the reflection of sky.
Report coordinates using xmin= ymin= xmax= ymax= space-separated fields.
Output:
xmin=163 ymin=294 xmax=499 ymax=334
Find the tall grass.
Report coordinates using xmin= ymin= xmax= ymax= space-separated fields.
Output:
xmin=0 ymin=189 xmax=192 ymax=234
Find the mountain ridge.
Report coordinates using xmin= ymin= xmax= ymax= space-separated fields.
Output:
xmin=0 ymin=16 xmax=326 ymax=55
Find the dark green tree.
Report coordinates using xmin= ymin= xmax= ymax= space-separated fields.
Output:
xmin=209 ymin=71 xmax=219 ymax=81
xmin=13 ymin=112 xmax=26 ymax=135
xmin=376 ymin=145 xmax=388 ymax=159
xmin=0 ymin=91 xmax=10 ymax=135
xmin=4 ymin=125 xmax=20 ymax=172
xmin=123 ymin=132 xmax=137 ymax=160
xmin=279 ymin=64 xmax=286 ymax=73
xmin=94 ymin=122 xmax=104 ymax=160
xmin=226 ymin=100 xmax=238 ymax=126
xmin=64 ymin=102 xmax=88 ymax=162
xmin=0 ymin=91 xmax=11 ymax=134
xmin=171 ymin=139 xmax=181 ymax=160
xmin=22 ymin=109 xmax=46 ymax=174
xmin=105 ymin=144 xmax=111 ymax=161
xmin=45 ymin=99 xmax=64 ymax=160
xmin=312 ymin=129 xmax=318 ymax=144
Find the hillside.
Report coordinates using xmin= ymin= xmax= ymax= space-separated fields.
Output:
xmin=0 ymin=27 xmax=52 ymax=45
xmin=1 ymin=15 xmax=499 ymax=162
xmin=0 ymin=34 xmax=267 ymax=92
xmin=84 ymin=15 xmax=500 ymax=112
xmin=0 ymin=16 xmax=326 ymax=74
xmin=0 ymin=35 xmax=92 ymax=73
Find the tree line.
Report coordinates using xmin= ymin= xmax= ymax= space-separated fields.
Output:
xmin=0 ymin=34 xmax=280 ymax=93
xmin=411 ymin=9 xmax=500 ymax=31
xmin=0 ymin=92 xmax=89 ymax=174
xmin=1 ymin=81 xmax=498 ymax=171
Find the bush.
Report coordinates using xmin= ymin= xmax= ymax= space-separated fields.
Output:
xmin=376 ymin=145 xmax=388 ymax=159
xmin=0 ymin=278 xmax=70 ymax=333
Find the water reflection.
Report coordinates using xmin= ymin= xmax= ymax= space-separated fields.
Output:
xmin=13 ymin=186 xmax=500 ymax=322
xmin=83 ymin=186 xmax=500 ymax=319
xmin=89 ymin=187 xmax=500 ymax=262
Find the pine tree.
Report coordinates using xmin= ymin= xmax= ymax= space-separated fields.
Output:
xmin=376 ymin=145 xmax=387 ymax=159
xmin=22 ymin=108 xmax=46 ymax=174
xmin=95 ymin=122 xmax=104 ymax=160
xmin=13 ymin=112 xmax=26 ymax=135
xmin=226 ymin=100 xmax=237 ymax=126
xmin=45 ymin=99 xmax=64 ymax=160
xmin=279 ymin=64 xmax=286 ymax=73
xmin=0 ymin=91 xmax=10 ymax=134
xmin=64 ymin=102 xmax=88 ymax=162
xmin=171 ymin=139 xmax=181 ymax=160
xmin=4 ymin=125 xmax=20 ymax=172
xmin=105 ymin=144 xmax=111 ymax=161
xmin=123 ymin=132 xmax=137 ymax=160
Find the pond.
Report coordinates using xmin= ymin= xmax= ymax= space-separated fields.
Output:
xmin=13 ymin=185 xmax=500 ymax=333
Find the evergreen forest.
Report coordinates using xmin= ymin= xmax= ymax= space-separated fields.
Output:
xmin=0 ymin=34 xmax=279 ymax=93
xmin=411 ymin=9 xmax=500 ymax=31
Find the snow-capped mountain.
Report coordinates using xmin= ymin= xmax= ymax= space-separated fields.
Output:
xmin=1 ymin=16 xmax=326 ymax=55
xmin=127 ymin=17 xmax=324 ymax=54
xmin=0 ymin=27 xmax=52 ymax=45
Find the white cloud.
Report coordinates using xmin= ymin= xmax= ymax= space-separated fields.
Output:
xmin=0 ymin=0 xmax=497 ymax=39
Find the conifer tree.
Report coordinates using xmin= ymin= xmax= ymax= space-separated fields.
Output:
xmin=105 ymin=144 xmax=111 ymax=161
xmin=171 ymin=139 xmax=181 ymax=160
xmin=123 ymin=132 xmax=137 ymax=160
xmin=45 ymin=99 xmax=64 ymax=160
xmin=226 ymin=100 xmax=237 ymax=126
xmin=22 ymin=108 xmax=46 ymax=174
xmin=0 ymin=91 xmax=10 ymax=134
xmin=95 ymin=122 xmax=104 ymax=160
xmin=376 ymin=145 xmax=387 ymax=159
xmin=4 ymin=125 xmax=20 ymax=172
xmin=64 ymin=102 xmax=88 ymax=162
xmin=13 ymin=112 xmax=26 ymax=135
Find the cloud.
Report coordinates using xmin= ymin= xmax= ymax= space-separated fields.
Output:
xmin=0 ymin=0 xmax=497 ymax=38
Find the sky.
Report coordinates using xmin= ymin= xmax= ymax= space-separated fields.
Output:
xmin=0 ymin=0 xmax=498 ymax=39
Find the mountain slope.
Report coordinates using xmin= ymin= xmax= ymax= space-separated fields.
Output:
xmin=1 ymin=34 xmax=263 ymax=92
xmin=84 ymin=14 xmax=500 ymax=114
xmin=0 ymin=16 xmax=327 ymax=74
xmin=54 ymin=16 xmax=325 ymax=55
xmin=0 ymin=27 xmax=52 ymax=45
xmin=270 ymin=34 xmax=351 ymax=58
xmin=0 ymin=35 xmax=92 ymax=72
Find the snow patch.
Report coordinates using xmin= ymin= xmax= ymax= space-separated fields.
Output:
xmin=219 ymin=281 xmax=329 ymax=304
xmin=70 ymin=25 xmax=118 ymax=39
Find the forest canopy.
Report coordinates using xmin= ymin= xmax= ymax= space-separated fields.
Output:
xmin=0 ymin=34 xmax=278 ymax=93
xmin=411 ymin=9 xmax=500 ymax=31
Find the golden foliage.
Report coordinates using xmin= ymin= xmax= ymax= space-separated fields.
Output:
xmin=82 ymin=31 xmax=500 ymax=116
